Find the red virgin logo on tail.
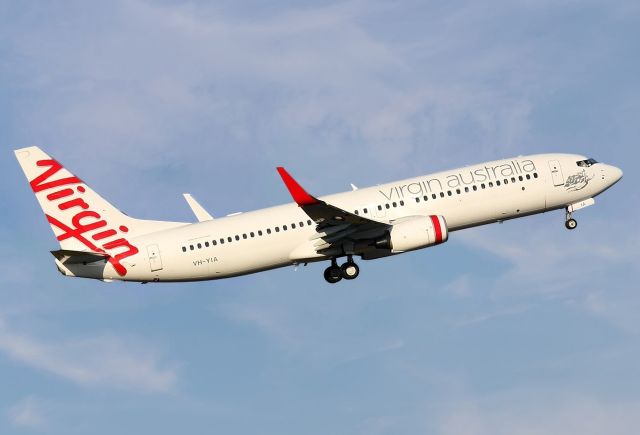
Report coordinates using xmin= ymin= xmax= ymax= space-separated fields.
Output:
xmin=30 ymin=159 xmax=139 ymax=276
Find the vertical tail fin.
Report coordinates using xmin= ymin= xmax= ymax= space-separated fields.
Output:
xmin=14 ymin=146 xmax=186 ymax=274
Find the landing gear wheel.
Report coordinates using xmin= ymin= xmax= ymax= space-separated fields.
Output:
xmin=341 ymin=262 xmax=360 ymax=280
xmin=565 ymin=218 xmax=577 ymax=230
xmin=324 ymin=265 xmax=342 ymax=284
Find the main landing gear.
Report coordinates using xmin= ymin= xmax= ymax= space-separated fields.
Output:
xmin=565 ymin=209 xmax=577 ymax=230
xmin=323 ymin=255 xmax=360 ymax=284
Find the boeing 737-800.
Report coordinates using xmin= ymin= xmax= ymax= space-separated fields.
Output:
xmin=14 ymin=146 xmax=622 ymax=283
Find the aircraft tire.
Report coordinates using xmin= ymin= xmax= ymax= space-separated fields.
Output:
xmin=341 ymin=262 xmax=359 ymax=280
xmin=324 ymin=265 xmax=343 ymax=284
xmin=565 ymin=218 xmax=577 ymax=230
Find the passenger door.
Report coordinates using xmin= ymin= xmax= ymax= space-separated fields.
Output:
xmin=548 ymin=160 xmax=565 ymax=186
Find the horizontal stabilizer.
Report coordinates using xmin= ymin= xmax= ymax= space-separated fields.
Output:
xmin=183 ymin=193 xmax=214 ymax=222
xmin=51 ymin=249 xmax=108 ymax=264
xmin=50 ymin=249 xmax=111 ymax=280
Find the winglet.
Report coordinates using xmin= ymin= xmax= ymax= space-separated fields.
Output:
xmin=276 ymin=167 xmax=319 ymax=206
xmin=183 ymin=193 xmax=214 ymax=221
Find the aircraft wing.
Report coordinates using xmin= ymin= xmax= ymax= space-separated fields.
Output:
xmin=276 ymin=167 xmax=389 ymax=254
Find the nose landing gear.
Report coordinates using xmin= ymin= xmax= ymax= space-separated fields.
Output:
xmin=323 ymin=256 xmax=360 ymax=283
xmin=565 ymin=209 xmax=577 ymax=230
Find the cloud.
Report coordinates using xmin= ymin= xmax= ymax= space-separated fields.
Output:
xmin=6 ymin=396 xmax=44 ymax=429
xmin=2 ymin=0 xmax=548 ymax=190
xmin=454 ymin=216 xmax=640 ymax=332
xmin=457 ymin=217 xmax=637 ymax=296
xmin=436 ymin=392 xmax=640 ymax=435
xmin=0 ymin=317 xmax=178 ymax=393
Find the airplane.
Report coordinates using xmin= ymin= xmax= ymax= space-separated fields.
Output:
xmin=14 ymin=146 xmax=622 ymax=284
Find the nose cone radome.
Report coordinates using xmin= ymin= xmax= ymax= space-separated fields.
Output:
xmin=611 ymin=165 xmax=623 ymax=184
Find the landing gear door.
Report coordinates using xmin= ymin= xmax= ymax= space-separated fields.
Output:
xmin=548 ymin=160 xmax=565 ymax=186
xmin=147 ymin=244 xmax=163 ymax=272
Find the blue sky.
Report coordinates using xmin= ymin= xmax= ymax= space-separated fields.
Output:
xmin=1 ymin=1 xmax=639 ymax=433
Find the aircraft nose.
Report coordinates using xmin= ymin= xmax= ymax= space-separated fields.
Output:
xmin=610 ymin=165 xmax=623 ymax=183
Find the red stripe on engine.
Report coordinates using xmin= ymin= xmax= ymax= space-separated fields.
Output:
xmin=430 ymin=215 xmax=442 ymax=244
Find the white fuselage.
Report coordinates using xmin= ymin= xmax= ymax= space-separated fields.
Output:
xmin=95 ymin=153 xmax=620 ymax=283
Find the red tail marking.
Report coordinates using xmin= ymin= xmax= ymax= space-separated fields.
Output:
xmin=47 ymin=214 xmax=136 ymax=276
xmin=47 ymin=188 xmax=74 ymax=201
xmin=30 ymin=159 xmax=81 ymax=193
xmin=29 ymin=158 xmax=139 ymax=277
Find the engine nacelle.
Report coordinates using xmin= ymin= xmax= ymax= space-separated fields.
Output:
xmin=375 ymin=215 xmax=448 ymax=253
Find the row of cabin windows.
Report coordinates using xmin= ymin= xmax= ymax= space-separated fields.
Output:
xmin=182 ymin=219 xmax=315 ymax=252
xmin=353 ymin=200 xmax=406 ymax=216
xmin=182 ymin=172 xmax=539 ymax=252
xmin=352 ymin=172 xmax=539 ymax=215
xmin=413 ymin=172 xmax=539 ymax=203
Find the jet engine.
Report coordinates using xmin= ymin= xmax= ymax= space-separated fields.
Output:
xmin=375 ymin=215 xmax=448 ymax=253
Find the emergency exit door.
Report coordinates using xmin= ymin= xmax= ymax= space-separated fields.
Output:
xmin=147 ymin=244 xmax=163 ymax=272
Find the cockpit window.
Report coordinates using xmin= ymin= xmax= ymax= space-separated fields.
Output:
xmin=576 ymin=158 xmax=598 ymax=167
